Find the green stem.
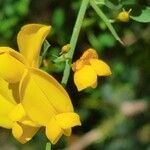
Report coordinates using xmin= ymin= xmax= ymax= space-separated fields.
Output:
xmin=61 ymin=0 xmax=90 ymax=86
xmin=46 ymin=142 xmax=51 ymax=150
xmin=90 ymin=0 xmax=124 ymax=45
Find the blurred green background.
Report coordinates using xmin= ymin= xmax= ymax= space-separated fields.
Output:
xmin=0 ymin=0 xmax=149 ymax=149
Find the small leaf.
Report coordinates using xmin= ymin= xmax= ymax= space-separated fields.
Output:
xmin=39 ymin=40 xmax=50 ymax=66
xmin=130 ymin=7 xmax=150 ymax=23
xmin=42 ymin=40 xmax=51 ymax=58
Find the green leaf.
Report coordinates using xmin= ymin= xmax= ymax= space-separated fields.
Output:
xmin=39 ymin=40 xmax=50 ymax=66
xmin=46 ymin=142 xmax=51 ymax=150
xmin=42 ymin=40 xmax=51 ymax=58
xmin=130 ymin=7 xmax=150 ymax=23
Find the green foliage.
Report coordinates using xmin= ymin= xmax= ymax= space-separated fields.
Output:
xmin=131 ymin=7 xmax=150 ymax=23
xmin=0 ymin=0 xmax=30 ymax=44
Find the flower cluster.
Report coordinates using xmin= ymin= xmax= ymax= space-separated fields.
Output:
xmin=0 ymin=24 xmax=81 ymax=144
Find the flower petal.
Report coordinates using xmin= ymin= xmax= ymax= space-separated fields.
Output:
xmin=90 ymin=59 xmax=112 ymax=76
xmin=8 ymin=103 xmax=26 ymax=122
xmin=56 ymin=112 xmax=81 ymax=129
xmin=17 ymin=24 xmax=51 ymax=67
xmin=74 ymin=65 xmax=97 ymax=91
xmin=12 ymin=122 xmax=23 ymax=139
xmin=19 ymin=70 xmax=55 ymax=125
xmin=80 ymin=48 xmax=98 ymax=60
xmin=0 ymin=77 xmax=17 ymax=104
xmin=46 ymin=117 xmax=62 ymax=144
xmin=12 ymin=122 xmax=39 ymax=144
xmin=20 ymin=68 xmax=73 ymax=125
xmin=0 ymin=47 xmax=25 ymax=83
xmin=63 ymin=128 xmax=72 ymax=136
xmin=0 ymin=116 xmax=13 ymax=129
xmin=0 ymin=94 xmax=15 ymax=128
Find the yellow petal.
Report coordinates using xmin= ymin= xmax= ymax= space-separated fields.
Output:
xmin=8 ymin=103 xmax=26 ymax=122
xmin=19 ymin=70 xmax=55 ymax=125
xmin=72 ymin=59 xmax=85 ymax=72
xmin=12 ymin=122 xmax=39 ymax=144
xmin=80 ymin=48 xmax=98 ymax=60
xmin=0 ymin=47 xmax=25 ymax=83
xmin=20 ymin=68 xmax=73 ymax=125
xmin=90 ymin=59 xmax=112 ymax=76
xmin=46 ymin=117 xmax=62 ymax=144
xmin=17 ymin=24 xmax=51 ymax=67
xmin=8 ymin=82 xmax=20 ymax=104
xmin=0 ymin=116 xmax=13 ymax=129
xmin=0 ymin=94 xmax=15 ymax=128
xmin=56 ymin=112 xmax=81 ymax=129
xmin=74 ymin=65 xmax=97 ymax=91
xmin=0 ymin=77 xmax=18 ymax=104
xmin=12 ymin=122 xmax=23 ymax=139
xmin=21 ymin=117 xmax=40 ymax=127
xmin=91 ymin=81 xmax=97 ymax=88
xmin=63 ymin=128 xmax=72 ymax=136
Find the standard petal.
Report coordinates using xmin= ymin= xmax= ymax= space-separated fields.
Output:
xmin=12 ymin=122 xmax=39 ymax=144
xmin=46 ymin=117 xmax=62 ymax=144
xmin=0 ymin=94 xmax=15 ymax=128
xmin=90 ymin=59 xmax=112 ymax=76
xmin=74 ymin=65 xmax=97 ymax=91
xmin=0 ymin=47 xmax=25 ymax=83
xmin=56 ymin=113 xmax=81 ymax=129
xmin=17 ymin=24 xmax=51 ymax=67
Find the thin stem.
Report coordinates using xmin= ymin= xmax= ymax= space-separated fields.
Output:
xmin=46 ymin=142 xmax=51 ymax=150
xmin=61 ymin=0 xmax=90 ymax=86
xmin=90 ymin=0 xmax=124 ymax=45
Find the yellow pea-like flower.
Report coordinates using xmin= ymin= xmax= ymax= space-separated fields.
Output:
xmin=0 ymin=24 xmax=51 ymax=142
xmin=72 ymin=48 xmax=112 ymax=91
xmin=19 ymin=68 xmax=81 ymax=144
xmin=0 ymin=24 xmax=81 ymax=144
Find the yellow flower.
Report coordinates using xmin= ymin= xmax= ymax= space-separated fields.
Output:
xmin=0 ymin=24 xmax=81 ymax=144
xmin=0 ymin=77 xmax=39 ymax=143
xmin=72 ymin=48 xmax=112 ymax=91
xmin=20 ymin=68 xmax=81 ymax=144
